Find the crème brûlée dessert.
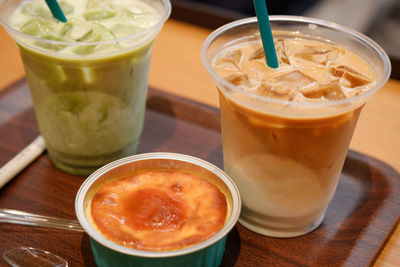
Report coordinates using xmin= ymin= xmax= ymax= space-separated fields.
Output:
xmin=86 ymin=170 xmax=228 ymax=251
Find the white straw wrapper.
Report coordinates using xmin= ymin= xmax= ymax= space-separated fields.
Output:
xmin=0 ymin=135 xmax=46 ymax=189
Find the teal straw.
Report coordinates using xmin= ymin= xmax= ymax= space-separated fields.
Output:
xmin=253 ymin=0 xmax=278 ymax=68
xmin=45 ymin=0 xmax=67 ymax=22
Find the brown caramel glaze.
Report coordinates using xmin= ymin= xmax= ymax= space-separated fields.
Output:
xmin=124 ymin=188 xmax=185 ymax=231
xmin=90 ymin=170 xmax=227 ymax=251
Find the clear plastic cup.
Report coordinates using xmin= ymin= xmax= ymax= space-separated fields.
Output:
xmin=201 ymin=16 xmax=391 ymax=237
xmin=0 ymin=0 xmax=171 ymax=175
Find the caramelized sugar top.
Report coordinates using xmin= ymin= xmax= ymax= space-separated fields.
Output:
xmin=212 ymin=35 xmax=376 ymax=102
xmin=90 ymin=170 xmax=227 ymax=251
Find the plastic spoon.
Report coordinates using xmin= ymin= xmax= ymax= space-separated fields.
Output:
xmin=3 ymin=247 xmax=68 ymax=267
xmin=0 ymin=208 xmax=84 ymax=232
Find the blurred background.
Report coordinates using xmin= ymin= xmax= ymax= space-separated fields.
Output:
xmin=171 ymin=0 xmax=400 ymax=79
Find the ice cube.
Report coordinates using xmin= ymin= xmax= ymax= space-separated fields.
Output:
xmin=277 ymin=70 xmax=316 ymax=89
xmin=59 ymin=1 xmax=74 ymax=15
xmin=34 ymin=34 xmax=66 ymax=52
xmin=20 ymin=18 xmax=52 ymax=37
xmin=68 ymin=23 xmax=93 ymax=41
xmin=110 ymin=24 xmax=142 ymax=38
xmin=249 ymin=47 xmax=264 ymax=61
xmin=22 ymin=57 xmax=67 ymax=83
xmin=329 ymin=65 xmax=355 ymax=77
xmin=342 ymin=72 xmax=371 ymax=88
xmin=302 ymin=82 xmax=346 ymax=100
xmin=124 ymin=11 xmax=159 ymax=28
xmin=213 ymin=62 xmax=240 ymax=73
xmin=72 ymin=23 xmax=115 ymax=54
xmin=296 ymin=66 xmax=331 ymax=85
xmin=84 ymin=10 xmax=116 ymax=21
xmin=269 ymin=85 xmax=295 ymax=100
xmin=215 ymin=49 xmax=243 ymax=70
xmin=224 ymin=73 xmax=250 ymax=87
xmin=299 ymin=81 xmax=319 ymax=95
xmin=255 ymin=82 xmax=273 ymax=97
xmin=257 ymin=82 xmax=297 ymax=100
xmin=329 ymin=65 xmax=371 ymax=88
xmin=20 ymin=2 xmax=52 ymax=19
xmin=70 ymin=22 xmax=114 ymax=42
xmin=294 ymin=46 xmax=331 ymax=65
xmin=73 ymin=45 xmax=96 ymax=55
xmin=81 ymin=67 xmax=96 ymax=84
xmin=269 ymin=70 xmax=317 ymax=100
xmin=59 ymin=23 xmax=73 ymax=37
xmin=91 ymin=23 xmax=115 ymax=41
xmin=274 ymin=39 xmax=290 ymax=65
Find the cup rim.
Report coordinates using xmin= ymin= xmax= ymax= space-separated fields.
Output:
xmin=0 ymin=0 xmax=171 ymax=47
xmin=75 ymin=152 xmax=241 ymax=258
xmin=200 ymin=15 xmax=392 ymax=108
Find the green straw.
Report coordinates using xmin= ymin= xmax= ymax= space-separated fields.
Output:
xmin=45 ymin=0 xmax=67 ymax=22
xmin=253 ymin=0 xmax=278 ymax=68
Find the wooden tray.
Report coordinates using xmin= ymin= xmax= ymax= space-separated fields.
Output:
xmin=0 ymin=79 xmax=399 ymax=266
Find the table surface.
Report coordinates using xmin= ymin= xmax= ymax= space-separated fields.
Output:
xmin=0 ymin=18 xmax=399 ymax=266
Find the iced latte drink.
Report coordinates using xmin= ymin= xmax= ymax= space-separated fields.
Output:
xmin=202 ymin=17 xmax=390 ymax=237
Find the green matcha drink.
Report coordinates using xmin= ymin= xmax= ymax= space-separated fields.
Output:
xmin=0 ymin=0 xmax=171 ymax=175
